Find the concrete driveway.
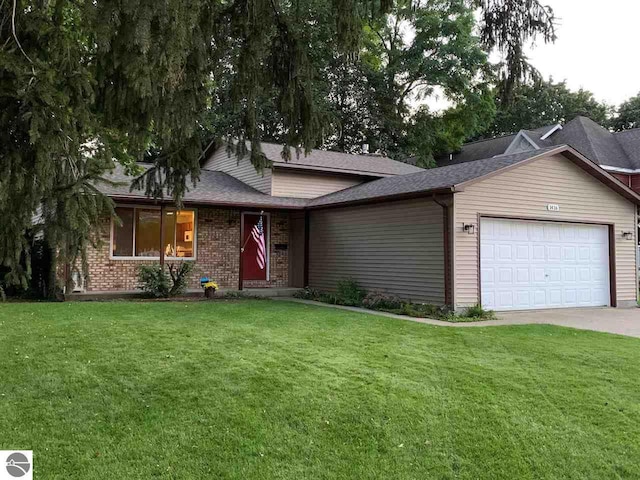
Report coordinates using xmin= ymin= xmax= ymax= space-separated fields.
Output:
xmin=494 ymin=307 xmax=640 ymax=338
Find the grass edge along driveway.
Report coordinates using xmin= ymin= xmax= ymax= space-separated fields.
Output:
xmin=0 ymin=299 xmax=638 ymax=479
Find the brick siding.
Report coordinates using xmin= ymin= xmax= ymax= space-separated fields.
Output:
xmin=76 ymin=207 xmax=290 ymax=292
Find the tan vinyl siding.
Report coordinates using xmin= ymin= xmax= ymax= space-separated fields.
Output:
xmin=309 ymin=198 xmax=445 ymax=303
xmin=454 ymin=153 xmax=638 ymax=308
xmin=272 ymin=169 xmax=364 ymax=198
xmin=203 ymin=147 xmax=272 ymax=194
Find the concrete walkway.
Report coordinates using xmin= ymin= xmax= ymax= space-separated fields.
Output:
xmin=279 ymin=298 xmax=640 ymax=338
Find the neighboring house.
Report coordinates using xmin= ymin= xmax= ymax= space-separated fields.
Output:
xmin=73 ymin=138 xmax=640 ymax=312
xmin=434 ymin=116 xmax=640 ymax=191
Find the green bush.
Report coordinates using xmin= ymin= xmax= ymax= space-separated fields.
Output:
xmin=166 ymin=262 xmax=195 ymax=297
xmin=362 ymin=291 xmax=403 ymax=310
xmin=137 ymin=264 xmax=170 ymax=298
xmin=137 ymin=262 xmax=194 ymax=298
xmin=336 ymin=278 xmax=367 ymax=306
xmin=458 ymin=304 xmax=496 ymax=320
xmin=398 ymin=303 xmax=449 ymax=318
xmin=222 ymin=291 xmax=267 ymax=300
xmin=293 ymin=287 xmax=321 ymax=301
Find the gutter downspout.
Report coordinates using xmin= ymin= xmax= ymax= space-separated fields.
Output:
xmin=432 ymin=193 xmax=452 ymax=307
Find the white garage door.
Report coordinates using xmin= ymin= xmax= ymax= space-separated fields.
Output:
xmin=481 ymin=218 xmax=610 ymax=311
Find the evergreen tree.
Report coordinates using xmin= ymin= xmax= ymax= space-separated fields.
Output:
xmin=477 ymin=0 xmax=556 ymax=105
xmin=0 ymin=0 xmax=384 ymax=293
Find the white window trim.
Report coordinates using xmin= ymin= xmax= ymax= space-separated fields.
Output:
xmin=110 ymin=204 xmax=198 ymax=261
xmin=241 ymin=211 xmax=271 ymax=281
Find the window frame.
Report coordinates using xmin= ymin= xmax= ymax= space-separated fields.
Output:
xmin=110 ymin=204 xmax=198 ymax=261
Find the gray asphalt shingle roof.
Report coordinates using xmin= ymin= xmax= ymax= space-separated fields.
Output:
xmin=99 ymin=143 xmax=640 ymax=210
xmin=552 ymin=117 xmax=632 ymax=169
xmin=256 ymin=142 xmax=423 ymax=176
xmin=438 ymin=117 xmax=640 ymax=170
xmin=435 ymin=125 xmax=556 ymax=167
xmin=308 ymin=147 xmax=563 ymax=207
xmin=99 ymin=165 xmax=308 ymax=209
xmin=614 ymin=128 xmax=640 ymax=169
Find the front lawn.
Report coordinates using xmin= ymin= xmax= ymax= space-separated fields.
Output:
xmin=1 ymin=300 xmax=639 ymax=479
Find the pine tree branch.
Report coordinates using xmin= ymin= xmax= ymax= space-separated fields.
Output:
xmin=11 ymin=0 xmax=32 ymax=63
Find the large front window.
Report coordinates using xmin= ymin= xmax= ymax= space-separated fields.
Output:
xmin=112 ymin=207 xmax=196 ymax=259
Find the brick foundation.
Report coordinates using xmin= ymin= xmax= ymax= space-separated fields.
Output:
xmin=76 ymin=207 xmax=291 ymax=292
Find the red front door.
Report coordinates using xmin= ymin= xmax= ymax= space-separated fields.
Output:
xmin=242 ymin=214 xmax=269 ymax=281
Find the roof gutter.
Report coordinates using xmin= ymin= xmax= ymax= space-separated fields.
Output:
xmin=600 ymin=165 xmax=640 ymax=174
xmin=107 ymin=195 xmax=307 ymax=210
xmin=305 ymin=187 xmax=456 ymax=211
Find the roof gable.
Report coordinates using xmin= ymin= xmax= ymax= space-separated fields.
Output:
xmin=503 ymin=130 xmax=540 ymax=155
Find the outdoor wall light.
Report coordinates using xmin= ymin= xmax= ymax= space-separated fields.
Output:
xmin=463 ymin=223 xmax=475 ymax=235
xmin=622 ymin=231 xmax=633 ymax=240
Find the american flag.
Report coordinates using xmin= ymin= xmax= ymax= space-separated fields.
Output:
xmin=251 ymin=216 xmax=266 ymax=270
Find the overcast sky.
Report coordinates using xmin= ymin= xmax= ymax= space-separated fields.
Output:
xmin=525 ymin=0 xmax=639 ymax=106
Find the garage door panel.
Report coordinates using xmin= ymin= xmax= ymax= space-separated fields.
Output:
xmin=563 ymin=246 xmax=576 ymax=260
xmin=532 ymin=245 xmax=545 ymax=260
xmin=563 ymin=267 xmax=576 ymax=282
xmin=547 ymin=245 xmax=562 ymax=260
xmin=544 ymin=225 xmax=561 ymax=241
xmin=515 ymin=268 xmax=529 ymax=283
xmin=548 ymin=289 xmax=562 ymax=305
xmin=515 ymin=244 xmax=529 ymax=260
xmin=564 ymin=289 xmax=577 ymax=305
xmin=533 ymin=290 xmax=546 ymax=307
xmin=481 ymin=218 xmax=610 ymax=311
xmin=481 ymin=244 xmax=495 ymax=260
xmin=496 ymin=244 xmax=512 ymax=260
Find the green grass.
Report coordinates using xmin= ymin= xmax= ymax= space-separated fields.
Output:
xmin=1 ymin=300 xmax=639 ymax=479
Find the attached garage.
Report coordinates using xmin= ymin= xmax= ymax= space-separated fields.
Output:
xmin=307 ymin=146 xmax=639 ymax=311
xmin=454 ymin=150 xmax=638 ymax=310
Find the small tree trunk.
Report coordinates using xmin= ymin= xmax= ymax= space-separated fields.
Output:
xmin=45 ymin=241 xmax=58 ymax=300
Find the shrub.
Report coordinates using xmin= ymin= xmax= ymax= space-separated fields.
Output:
xmin=362 ymin=291 xmax=403 ymax=310
xmin=137 ymin=264 xmax=170 ymax=298
xmin=294 ymin=287 xmax=321 ymax=301
xmin=336 ymin=278 xmax=367 ymax=306
xmin=137 ymin=262 xmax=194 ymax=298
xmin=221 ymin=291 xmax=266 ymax=300
xmin=166 ymin=262 xmax=195 ymax=297
xmin=398 ymin=303 xmax=448 ymax=318
xmin=459 ymin=304 xmax=496 ymax=320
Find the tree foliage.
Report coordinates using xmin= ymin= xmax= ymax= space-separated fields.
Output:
xmin=477 ymin=0 xmax=556 ymax=105
xmin=358 ymin=0 xmax=493 ymax=163
xmin=483 ymin=79 xmax=612 ymax=137
xmin=0 ymin=0 xmax=385 ymax=292
xmin=1 ymin=0 xmax=558 ymax=291
xmin=610 ymin=92 xmax=640 ymax=132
